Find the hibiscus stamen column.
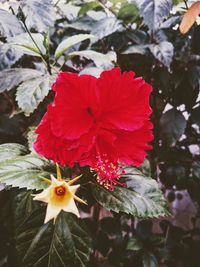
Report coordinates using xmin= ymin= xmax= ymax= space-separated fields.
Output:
xmin=93 ymin=153 xmax=124 ymax=191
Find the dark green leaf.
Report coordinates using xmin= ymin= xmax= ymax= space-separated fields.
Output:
xmin=92 ymin=168 xmax=169 ymax=218
xmin=192 ymin=161 xmax=200 ymax=179
xmin=13 ymin=191 xmax=38 ymax=231
xmin=0 ymin=153 xmax=50 ymax=190
xmin=160 ymin=109 xmax=187 ymax=146
xmin=78 ymin=1 xmax=101 ymax=16
xmin=16 ymin=211 xmax=93 ymax=267
xmin=142 ymin=253 xmax=158 ymax=267
xmin=118 ymin=3 xmax=139 ymax=23
xmin=126 ymin=238 xmax=143 ymax=251
xmin=191 ymin=107 xmax=200 ymax=126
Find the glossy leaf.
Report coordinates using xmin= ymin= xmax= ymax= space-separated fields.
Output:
xmin=127 ymin=238 xmax=143 ymax=251
xmin=0 ymin=68 xmax=42 ymax=93
xmin=91 ymin=17 xmax=124 ymax=43
xmin=16 ymin=75 xmax=51 ymax=115
xmin=0 ymin=143 xmax=28 ymax=163
xmin=20 ymin=0 xmax=55 ymax=32
xmin=122 ymin=45 xmax=148 ymax=55
xmin=92 ymin=167 xmax=169 ymax=218
xmin=69 ymin=50 xmax=116 ymax=68
xmin=54 ymin=34 xmax=94 ymax=59
xmin=0 ymin=43 xmax=23 ymax=70
xmin=0 ymin=9 xmax=24 ymax=37
xmin=16 ymin=210 xmax=93 ymax=267
xmin=0 ymin=153 xmax=50 ymax=190
xmin=8 ymin=33 xmax=46 ymax=57
xmin=150 ymin=41 xmax=174 ymax=67
xmin=160 ymin=109 xmax=187 ymax=146
xmin=142 ymin=253 xmax=158 ymax=267
xmin=135 ymin=0 xmax=172 ymax=30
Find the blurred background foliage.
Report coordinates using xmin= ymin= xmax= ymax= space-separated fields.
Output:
xmin=0 ymin=0 xmax=200 ymax=266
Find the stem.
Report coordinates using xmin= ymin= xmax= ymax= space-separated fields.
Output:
xmin=21 ymin=20 xmax=52 ymax=74
xmin=184 ymin=0 xmax=188 ymax=9
xmin=54 ymin=0 xmax=61 ymax=7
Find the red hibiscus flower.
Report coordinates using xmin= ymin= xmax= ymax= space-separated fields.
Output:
xmin=34 ymin=68 xmax=153 ymax=190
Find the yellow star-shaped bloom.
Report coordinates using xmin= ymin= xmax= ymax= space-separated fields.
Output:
xmin=33 ymin=164 xmax=86 ymax=224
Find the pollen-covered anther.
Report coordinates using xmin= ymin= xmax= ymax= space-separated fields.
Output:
xmin=93 ymin=153 xmax=124 ymax=191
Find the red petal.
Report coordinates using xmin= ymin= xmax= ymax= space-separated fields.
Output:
xmin=50 ymin=72 xmax=99 ymax=140
xmin=34 ymin=112 xmax=90 ymax=166
xmin=97 ymin=68 xmax=152 ymax=131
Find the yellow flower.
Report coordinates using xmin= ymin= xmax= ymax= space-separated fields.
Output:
xmin=33 ymin=164 xmax=86 ymax=224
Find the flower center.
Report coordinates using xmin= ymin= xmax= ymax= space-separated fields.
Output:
xmin=86 ymin=107 xmax=93 ymax=116
xmin=93 ymin=153 xmax=124 ymax=191
xmin=55 ymin=186 xmax=66 ymax=196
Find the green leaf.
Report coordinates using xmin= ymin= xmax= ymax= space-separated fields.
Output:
xmin=122 ymin=45 xmax=148 ymax=55
xmin=127 ymin=238 xmax=143 ymax=251
xmin=191 ymin=106 xmax=200 ymax=127
xmin=142 ymin=253 xmax=158 ymax=267
xmin=160 ymin=109 xmax=187 ymax=146
xmin=16 ymin=75 xmax=51 ymax=116
xmin=69 ymin=50 xmax=116 ymax=68
xmin=118 ymin=2 xmax=139 ymax=23
xmin=27 ymin=127 xmax=37 ymax=152
xmin=55 ymin=34 xmax=94 ymax=60
xmin=65 ymin=16 xmax=95 ymax=32
xmin=139 ymin=159 xmax=152 ymax=177
xmin=80 ymin=67 xmax=103 ymax=77
xmin=16 ymin=210 xmax=93 ymax=267
xmin=150 ymin=41 xmax=174 ymax=67
xmin=20 ymin=0 xmax=55 ymax=32
xmin=0 ymin=153 xmax=50 ymax=190
xmin=0 ymin=68 xmax=42 ymax=93
xmin=0 ymin=43 xmax=23 ymax=70
xmin=0 ymin=143 xmax=28 ymax=163
xmin=78 ymin=1 xmax=101 ymax=16
xmin=91 ymin=17 xmax=124 ymax=43
xmin=192 ymin=161 xmax=200 ymax=179
xmin=13 ymin=191 xmax=38 ymax=231
xmin=8 ymin=33 xmax=46 ymax=57
xmin=92 ymin=167 xmax=169 ymax=218
xmin=0 ymin=9 xmax=24 ymax=37
xmin=135 ymin=0 xmax=172 ymax=30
